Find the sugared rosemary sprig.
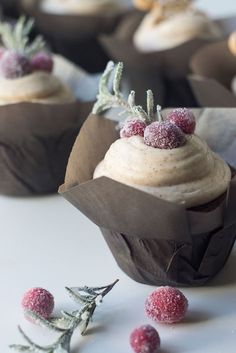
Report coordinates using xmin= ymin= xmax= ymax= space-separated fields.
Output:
xmin=92 ymin=61 xmax=158 ymax=123
xmin=0 ymin=17 xmax=45 ymax=57
xmin=10 ymin=280 xmax=119 ymax=353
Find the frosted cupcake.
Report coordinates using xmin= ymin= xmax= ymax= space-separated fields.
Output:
xmin=133 ymin=0 xmax=222 ymax=52
xmin=0 ymin=17 xmax=75 ymax=105
xmin=61 ymin=62 xmax=236 ymax=286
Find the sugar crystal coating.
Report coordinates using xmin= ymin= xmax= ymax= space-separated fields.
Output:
xmin=145 ymin=287 xmax=188 ymax=324
xmin=0 ymin=51 xmax=32 ymax=79
xmin=168 ymin=108 xmax=196 ymax=134
xmin=31 ymin=51 xmax=54 ymax=73
xmin=130 ymin=324 xmax=161 ymax=353
xmin=120 ymin=119 xmax=147 ymax=138
xmin=22 ymin=287 xmax=54 ymax=322
xmin=144 ymin=121 xmax=186 ymax=149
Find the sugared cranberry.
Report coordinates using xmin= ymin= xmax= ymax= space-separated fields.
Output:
xmin=168 ymin=108 xmax=196 ymax=134
xmin=120 ymin=119 xmax=147 ymax=138
xmin=144 ymin=121 xmax=186 ymax=149
xmin=0 ymin=51 xmax=32 ymax=79
xmin=130 ymin=325 xmax=161 ymax=353
xmin=22 ymin=288 xmax=54 ymax=323
xmin=145 ymin=287 xmax=188 ymax=324
xmin=31 ymin=51 xmax=54 ymax=73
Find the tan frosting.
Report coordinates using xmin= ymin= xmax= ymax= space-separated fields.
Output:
xmin=41 ymin=0 xmax=124 ymax=14
xmin=134 ymin=7 xmax=222 ymax=52
xmin=0 ymin=71 xmax=75 ymax=105
xmin=94 ymin=135 xmax=231 ymax=207
xmin=228 ymin=31 xmax=236 ymax=57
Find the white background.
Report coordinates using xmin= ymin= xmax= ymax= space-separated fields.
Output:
xmin=1 ymin=1 xmax=236 ymax=353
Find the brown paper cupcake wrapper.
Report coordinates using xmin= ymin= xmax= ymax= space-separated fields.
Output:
xmin=188 ymin=75 xmax=236 ymax=107
xmin=189 ymin=38 xmax=236 ymax=107
xmin=19 ymin=0 xmax=127 ymax=73
xmin=59 ymin=112 xmax=236 ymax=286
xmin=100 ymin=10 xmax=226 ymax=107
xmin=0 ymin=101 xmax=93 ymax=196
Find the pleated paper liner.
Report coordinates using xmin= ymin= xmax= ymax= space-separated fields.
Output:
xmin=189 ymin=39 xmax=236 ymax=107
xmin=0 ymin=55 xmax=96 ymax=196
xmin=59 ymin=111 xmax=236 ymax=287
xmin=188 ymin=75 xmax=236 ymax=107
xmin=19 ymin=0 xmax=128 ymax=73
xmin=100 ymin=10 xmax=227 ymax=107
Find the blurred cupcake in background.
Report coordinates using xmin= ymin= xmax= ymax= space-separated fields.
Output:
xmin=190 ymin=29 xmax=236 ymax=107
xmin=101 ymin=0 xmax=224 ymax=107
xmin=0 ymin=17 xmax=95 ymax=196
xmin=19 ymin=0 xmax=130 ymax=73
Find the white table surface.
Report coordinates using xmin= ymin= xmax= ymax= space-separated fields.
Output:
xmin=1 ymin=1 xmax=236 ymax=352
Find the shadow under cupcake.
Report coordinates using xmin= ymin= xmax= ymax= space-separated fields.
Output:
xmin=59 ymin=62 xmax=236 ymax=287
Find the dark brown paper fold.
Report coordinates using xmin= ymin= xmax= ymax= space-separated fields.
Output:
xmin=0 ymin=101 xmax=92 ymax=196
xmin=19 ymin=0 xmax=126 ymax=73
xmin=100 ymin=10 xmax=224 ymax=107
xmin=59 ymin=112 xmax=236 ymax=286
xmin=188 ymin=75 xmax=236 ymax=107
xmin=189 ymin=39 xmax=236 ymax=107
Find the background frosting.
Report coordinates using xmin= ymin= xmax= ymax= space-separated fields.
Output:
xmin=134 ymin=8 xmax=222 ymax=52
xmin=41 ymin=0 xmax=124 ymax=14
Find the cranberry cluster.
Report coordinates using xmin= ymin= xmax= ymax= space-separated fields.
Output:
xmin=0 ymin=49 xmax=53 ymax=79
xmin=120 ymin=108 xmax=196 ymax=150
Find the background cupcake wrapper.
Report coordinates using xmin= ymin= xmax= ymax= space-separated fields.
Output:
xmin=100 ymin=10 xmax=233 ymax=107
xmin=189 ymin=39 xmax=236 ymax=107
xmin=188 ymin=75 xmax=236 ymax=107
xmin=59 ymin=111 xmax=236 ymax=286
xmin=18 ymin=0 xmax=127 ymax=73
xmin=0 ymin=101 xmax=92 ymax=196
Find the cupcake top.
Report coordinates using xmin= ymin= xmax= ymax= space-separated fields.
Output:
xmin=133 ymin=0 xmax=222 ymax=52
xmin=93 ymin=62 xmax=231 ymax=208
xmin=41 ymin=0 xmax=125 ymax=15
xmin=0 ymin=17 xmax=75 ymax=104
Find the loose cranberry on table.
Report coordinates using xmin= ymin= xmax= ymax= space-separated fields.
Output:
xmin=168 ymin=108 xmax=196 ymax=134
xmin=145 ymin=286 xmax=188 ymax=324
xmin=130 ymin=325 xmax=161 ymax=353
xmin=22 ymin=287 xmax=54 ymax=323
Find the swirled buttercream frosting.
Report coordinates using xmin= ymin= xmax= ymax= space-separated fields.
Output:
xmin=94 ymin=135 xmax=231 ymax=207
xmin=41 ymin=0 xmax=124 ymax=14
xmin=134 ymin=7 xmax=222 ymax=52
xmin=0 ymin=71 xmax=75 ymax=104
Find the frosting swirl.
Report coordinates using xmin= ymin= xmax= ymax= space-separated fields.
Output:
xmin=0 ymin=71 xmax=75 ymax=104
xmin=94 ymin=135 xmax=231 ymax=207
xmin=134 ymin=7 xmax=222 ymax=52
xmin=41 ymin=0 xmax=124 ymax=15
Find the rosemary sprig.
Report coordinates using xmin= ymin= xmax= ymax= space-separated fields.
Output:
xmin=10 ymin=280 xmax=119 ymax=353
xmin=0 ymin=17 xmax=45 ymax=57
xmin=92 ymin=61 xmax=160 ymax=123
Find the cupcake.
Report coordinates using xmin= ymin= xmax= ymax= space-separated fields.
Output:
xmin=190 ymin=31 xmax=236 ymax=107
xmin=60 ymin=62 xmax=236 ymax=286
xmin=100 ymin=0 xmax=223 ymax=107
xmin=133 ymin=0 xmax=222 ymax=52
xmin=20 ymin=0 xmax=128 ymax=73
xmin=0 ymin=17 xmax=93 ymax=196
